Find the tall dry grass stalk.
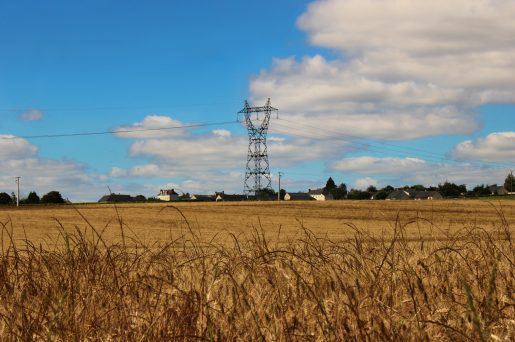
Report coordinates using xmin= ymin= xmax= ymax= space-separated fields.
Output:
xmin=0 ymin=205 xmax=513 ymax=341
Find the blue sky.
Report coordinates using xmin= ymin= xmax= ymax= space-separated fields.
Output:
xmin=1 ymin=0 xmax=514 ymax=201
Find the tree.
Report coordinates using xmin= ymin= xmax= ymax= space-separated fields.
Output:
xmin=26 ymin=191 xmax=40 ymax=204
xmin=373 ymin=185 xmax=395 ymax=200
xmin=41 ymin=191 xmax=65 ymax=204
xmin=134 ymin=195 xmax=146 ymax=202
xmin=471 ymin=185 xmax=491 ymax=197
xmin=279 ymin=189 xmax=286 ymax=200
xmin=383 ymin=185 xmax=395 ymax=192
xmin=256 ymin=188 xmax=276 ymax=200
xmin=179 ymin=192 xmax=191 ymax=200
xmin=438 ymin=182 xmax=466 ymax=198
xmin=411 ymin=184 xmax=426 ymax=191
xmin=374 ymin=190 xmax=389 ymax=200
xmin=505 ymin=172 xmax=514 ymax=193
xmin=331 ymin=183 xmax=347 ymax=200
xmin=347 ymin=189 xmax=372 ymax=200
xmin=324 ymin=177 xmax=336 ymax=192
xmin=0 ymin=192 xmax=11 ymax=205
xmin=11 ymin=192 xmax=17 ymax=205
xmin=366 ymin=185 xmax=377 ymax=193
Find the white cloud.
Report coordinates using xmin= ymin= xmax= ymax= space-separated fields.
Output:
xmin=0 ymin=136 xmax=38 ymax=159
xmin=109 ymin=167 xmax=128 ymax=177
xmin=20 ymin=109 xmax=44 ymax=121
xmin=354 ymin=177 xmax=378 ymax=190
xmin=451 ymin=132 xmax=515 ymax=162
xmin=333 ymin=156 xmax=427 ymax=175
xmin=131 ymin=164 xmax=161 ymax=177
xmin=249 ymin=0 xmax=515 ymax=140
xmin=105 ymin=114 xmax=355 ymax=195
xmin=0 ymin=157 xmax=106 ymax=202
xmin=113 ymin=115 xmax=186 ymax=138
xmin=212 ymin=129 xmax=231 ymax=137
xmin=332 ymin=156 xmax=510 ymax=187
xmin=117 ymin=120 xmax=351 ymax=174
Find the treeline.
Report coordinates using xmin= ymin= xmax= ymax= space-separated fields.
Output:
xmin=0 ymin=191 xmax=66 ymax=205
xmin=316 ymin=172 xmax=514 ymax=200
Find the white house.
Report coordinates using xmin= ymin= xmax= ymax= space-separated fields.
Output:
xmin=307 ymin=189 xmax=333 ymax=201
xmin=284 ymin=192 xmax=314 ymax=201
xmin=157 ymin=189 xmax=179 ymax=201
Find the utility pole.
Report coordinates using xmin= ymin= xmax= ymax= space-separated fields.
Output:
xmin=15 ymin=177 xmax=20 ymax=207
xmin=278 ymin=172 xmax=283 ymax=201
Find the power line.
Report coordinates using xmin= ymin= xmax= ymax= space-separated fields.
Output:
xmin=0 ymin=120 xmax=238 ymax=140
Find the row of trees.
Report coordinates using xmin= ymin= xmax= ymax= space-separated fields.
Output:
xmin=320 ymin=172 xmax=514 ymax=200
xmin=0 ymin=191 xmax=65 ymax=205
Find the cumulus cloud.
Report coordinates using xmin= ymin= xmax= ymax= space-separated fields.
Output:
xmin=0 ymin=136 xmax=38 ymax=159
xmin=113 ymin=115 xmax=187 ymax=138
xmin=451 ymin=132 xmax=515 ymax=162
xmin=109 ymin=167 xmax=128 ymax=177
xmin=0 ymin=157 xmax=106 ymax=202
xmin=20 ymin=109 xmax=44 ymax=121
xmin=110 ymin=116 xmax=352 ymax=177
xmin=354 ymin=177 xmax=378 ymax=189
xmin=212 ymin=129 xmax=232 ymax=137
xmin=332 ymin=156 xmax=510 ymax=187
xmin=249 ymin=0 xmax=515 ymax=140
xmin=105 ymin=114 xmax=357 ymax=196
xmin=333 ymin=156 xmax=427 ymax=175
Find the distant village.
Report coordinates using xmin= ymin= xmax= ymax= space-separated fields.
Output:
xmin=98 ymin=174 xmax=515 ymax=203
xmin=0 ymin=174 xmax=512 ymax=206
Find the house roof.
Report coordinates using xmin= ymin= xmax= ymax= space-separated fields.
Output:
xmin=217 ymin=194 xmax=247 ymax=201
xmin=98 ymin=194 xmax=133 ymax=203
xmin=286 ymin=192 xmax=314 ymax=200
xmin=414 ymin=191 xmax=443 ymax=199
xmin=489 ymin=185 xmax=508 ymax=195
xmin=386 ymin=190 xmax=411 ymax=200
xmin=308 ymin=188 xmax=325 ymax=195
xmin=191 ymin=194 xmax=215 ymax=201
xmin=159 ymin=189 xmax=178 ymax=195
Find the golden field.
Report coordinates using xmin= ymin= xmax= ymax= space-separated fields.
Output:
xmin=0 ymin=200 xmax=513 ymax=340
xmin=1 ymin=199 xmax=514 ymax=245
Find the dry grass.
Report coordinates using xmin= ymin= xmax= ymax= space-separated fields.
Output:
xmin=0 ymin=201 xmax=513 ymax=340
xmin=2 ymin=200 xmax=514 ymax=244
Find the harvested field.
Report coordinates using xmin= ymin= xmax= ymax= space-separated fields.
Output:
xmin=0 ymin=200 xmax=513 ymax=340
xmin=1 ymin=200 xmax=514 ymax=245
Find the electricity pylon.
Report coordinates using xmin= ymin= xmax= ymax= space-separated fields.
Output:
xmin=239 ymin=98 xmax=278 ymax=196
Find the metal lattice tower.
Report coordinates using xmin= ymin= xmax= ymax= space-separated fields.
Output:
xmin=239 ymin=98 xmax=278 ymax=196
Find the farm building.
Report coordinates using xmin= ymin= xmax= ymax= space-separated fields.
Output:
xmin=98 ymin=194 xmax=134 ymax=203
xmin=387 ymin=189 xmax=442 ymax=200
xmin=414 ymin=191 xmax=443 ymax=200
xmin=157 ymin=189 xmax=179 ymax=202
xmin=190 ymin=194 xmax=215 ymax=202
xmin=308 ymin=188 xmax=334 ymax=201
xmin=386 ymin=190 xmax=413 ymax=200
xmin=488 ymin=185 xmax=508 ymax=195
xmin=284 ymin=192 xmax=315 ymax=201
xmin=215 ymin=192 xmax=247 ymax=202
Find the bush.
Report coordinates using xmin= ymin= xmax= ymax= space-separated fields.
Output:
xmin=41 ymin=191 xmax=65 ymax=204
xmin=347 ymin=189 xmax=372 ymax=200
xmin=26 ymin=191 xmax=41 ymax=204
xmin=0 ymin=192 xmax=12 ymax=205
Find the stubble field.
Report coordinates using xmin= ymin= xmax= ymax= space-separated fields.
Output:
xmin=1 ymin=199 xmax=514 ymax=244
xmin=0 ymin=200 xmax=513 ymax=340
